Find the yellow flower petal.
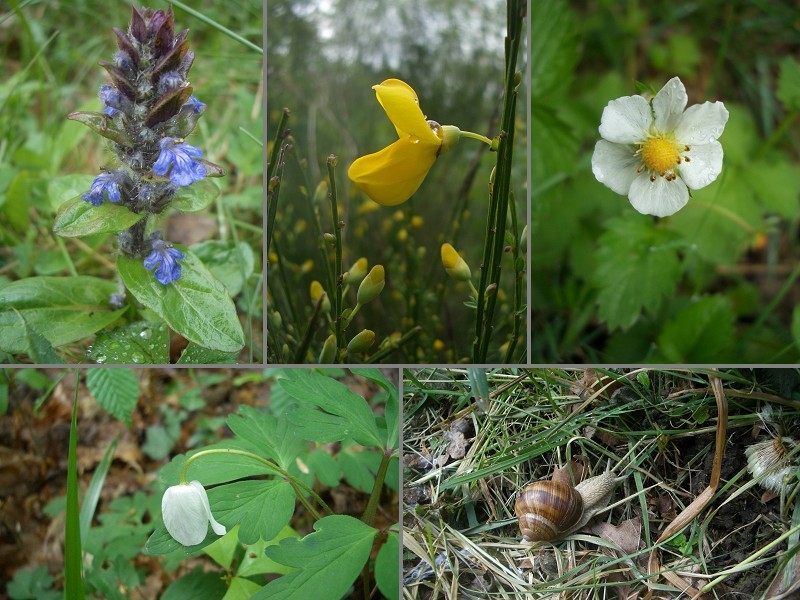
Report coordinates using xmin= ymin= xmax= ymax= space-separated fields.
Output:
xmin=373 ymin=79 xmax=441 ymax=146
xmin=348 ymin=137 xmax=438 ymax=206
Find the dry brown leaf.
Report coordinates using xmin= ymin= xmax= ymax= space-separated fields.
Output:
xmin=443 ymin=429 xmax=467 ymax=459
xmin=590 ymin=517 xmax=642 ymax=555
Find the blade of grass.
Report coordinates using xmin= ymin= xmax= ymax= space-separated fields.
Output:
xmin=79 ymin=435 xmax=118 ymax=545
xmin=65 ymin=370 xmax=85 ymax=600
xmin=169 ymin=0 xmax=262 ymax=54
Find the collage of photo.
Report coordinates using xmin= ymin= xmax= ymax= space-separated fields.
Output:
xmin=1 ymin=0 xmax=800 ymax=599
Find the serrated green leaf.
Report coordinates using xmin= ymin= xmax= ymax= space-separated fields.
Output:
xmin=86 ymin=368 xmax=139 ymax=425
xmin=658 ymin=296 xmax=735 ymax=362
xmin=160 ymin=567 xmax=227 ymax=600
xmin=54 ymin=195 xmax=144 ymax=237
xmin=7 ymin=566 xmax=59 ymax=600
xmin=90 ymin=321 xmax=169 ymax=364
xmin=375 ymin=532 xmax=399 ymax=600
xmin=531 ymin=0 xmax=579 ymax=101
xmin=252 ymin=515 xmax=377 ymax=600
xmin=227 ymin=405 xmax=305 ymax=470
xmin=777 ymin=56 xmax=800 ymax=112
xmin=118 ymin=248 xmax=245 ymax=353
xmin=191 ymin=240 xmax=255 ymax=297
xmin=170 ymin=179 xmax=221 ymax=213
xmin=0 ymin=277 xmax=126 ymax=354
xmin=278 ymin=370 xmax=383 ymax=448
xmin=209 ymin=479 xmax=295 ymax=545
xmin=595 ymin=217 xmax=681 ymax=330
xmin=177 ymin=342 xmax=241 ymax=364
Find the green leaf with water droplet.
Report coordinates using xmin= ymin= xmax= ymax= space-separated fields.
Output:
xmin=90 ymin=321 xmax=169 ymax=364
xmin=118 ymin=248 xmax=245 ymax=354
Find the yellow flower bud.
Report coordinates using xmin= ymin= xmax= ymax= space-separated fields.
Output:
xmin=357 ymin=265 xmax=385 ymax=305
xmin=347 ymin=329 xmax=375 ymax=354
xmin=411 ymin=215 xmax=424 ymax=228
xmin=440 ymin=243 xmax=471 ymax=281
xmin=309 ymin=280 xmax=330 ymax=313
xmin=433 ymin=339 xmax=445 ymax=352
xmin=300 ymin=259 xmax=314 ymax=274
xmin=397 ymin=229 xmax=408 ymax=242
xmin=318 ymin=334 xmax=336 ymax=364
xmin=346 ymin=258 xmax=368 ymax=284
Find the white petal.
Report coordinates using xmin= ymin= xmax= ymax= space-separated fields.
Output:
xmin=653 ymin=77 xmax=687 ymax=133
xmin=598 ymin=95 xmax=652 ymax=144
xmin=679 ymin=141 xmax=723 ymax=190
xmin=189 ymin=480 xmax=227 ymax=537
xmin=674 ymin=102 xmax=729 ymax=145
xmin=162 ymin=483 xmax=209 ymax=546
xmin=591 ymin=139 xmax=640 ymax=195
xmin=628 ymin=173 xmax=689 ymax=217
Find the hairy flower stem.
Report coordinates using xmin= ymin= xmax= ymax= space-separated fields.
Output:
xmin=180 ymin=448 xmax=333 ymax=520
xmin=473 ymin=0 xmax=524 ymax=363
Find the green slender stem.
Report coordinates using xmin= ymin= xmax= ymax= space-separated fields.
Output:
xmin=225 ymin=204 xmax=253 ymax=363
xmin=181 ymin=448 xmax=333 ymax=518
xmin=169 ymin=0 xmax=263 ymax=55
xmin=754 ymin=110 xmax=799 ymax=161
xmin=267 ymin=108 xmax=289 ymax=182
xmin=267 ymin=143 xmax=288 ymax=254
xmin=504 ymin=189 xmax=522 ymax=363
xmin=65 ymin=370 xmax=85 ymax=600
xmin=473 ymin=0 xmax=524 ymax=363
xmin=294 ymin=295 xmax=325 ymax=363
xmin=343 ymin=302 xmax=362 ymax=329
xmin=327 ymin=156 xmax=345 ymax=356
xmin=460 ymin=130 xmax=494 ymax=146
xmin=365 ymin=326 xmax=422 ymax=364
xmin=361 ymin=452 xmax=393 ymax=527
xmin=467 ymin=280 xmax=480 ymax=299
xmin=56 ymin=236 xmax=78 ymax=277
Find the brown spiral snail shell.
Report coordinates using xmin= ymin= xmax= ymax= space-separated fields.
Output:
xmin=515 ymin=471 xmax=618 ymax=542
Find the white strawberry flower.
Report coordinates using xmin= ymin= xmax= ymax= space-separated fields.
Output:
xmin=591 ymin=76 xmax=729 ymax=217
xmin=161 ymin=480 xmax=226 ymax=546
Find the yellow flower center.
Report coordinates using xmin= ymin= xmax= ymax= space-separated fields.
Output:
xmin=640 ymin=134 xmax=682 ymax=176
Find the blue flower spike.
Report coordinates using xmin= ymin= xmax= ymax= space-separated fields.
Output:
xmin=144 ymin=239 xmax=185 ymax=285
xmin=153 ymin=137 xmax=207 ymax=187
xmin=82 ymin=171 xmax=122 ymax=206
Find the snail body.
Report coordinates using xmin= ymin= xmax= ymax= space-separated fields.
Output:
xmin=515 ymin=471 xmax=617 ymax=542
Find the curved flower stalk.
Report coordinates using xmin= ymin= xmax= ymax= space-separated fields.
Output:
xmin=162 ymin=480 xmax=226 ymax=546
xmin=591 ymin=77 xmax=729 ymax=217
xmin=348 ymin=79 xmax=492 ymax=206
xmin=68 ymin=6 xmax=224 ymax=284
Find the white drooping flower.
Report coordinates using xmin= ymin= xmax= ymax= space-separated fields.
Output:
xmin=591 ymin=77 xmax=729 ymax=217
xmin=161 ymin=480 xmax=227 ymax=546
